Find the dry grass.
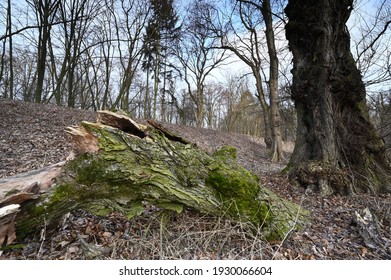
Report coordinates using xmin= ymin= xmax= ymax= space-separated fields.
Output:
xmin=4 ymin=208 xmax=279 ymax=260
xmin=118 ymin=211 xmax=273 ymax=260
xmin=89 ymin=209 xmax=275 ymax=260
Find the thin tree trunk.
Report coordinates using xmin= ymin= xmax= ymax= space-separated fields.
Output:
xmin=0 ymin=39 xmax=6 ymax=95
xmin=118 ymin=59 xmax=135 ymax=111
xmin=33 ymin=0 xmax=60 ymax=103
xmin=153 ymin=49 xmax=160 ymax=120
xmin=47 ymin=33 xmax=65 ymax=106
xmin=253 ymin=69 xmax=272 ymax=148
xmin=102 ymin=44 xmax=111 ymax=110
xmin=49 ymin=1 xmax=71 ymax=106
xmin=285 ymin=0 xmax=391 ymax=194
xmin=35 ymin=24 xmax=49 ymax=103
xmin=67 ymin=57 xmax=76 ymax=108
xmin=161 ymin=51 xmax=167 ymax=122
xmin=196 ymin=85 xmax=204 ymax=128
xmin=144 ymin=68 xmax=150 ymax=118
xmin=7 ymin=0 xmax=13 ymax=99
xmin=261 ymin=0 xmax=284 ymax=162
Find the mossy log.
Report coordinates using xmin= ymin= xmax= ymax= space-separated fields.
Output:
xmin=2 ymin=111 xmax=307 ymax=242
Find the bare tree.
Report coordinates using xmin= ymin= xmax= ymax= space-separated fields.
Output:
xmin=210 ymin=0 xmax=286 ymax=162
xmin=175 ymin=0 xmax=228 ymax=127
xmin=260 ymin=0 xmax=285 ymax=162
xmin=111 ymin=0 xmax=151 ymax=111
xmin=0 ymin=4 xmax=5 ymax=92
xmin=50 ymin=0 xmax=99 ymax=107
xmin=0 ymin=0 xmax=14 ymax=99
xmin=82 ymin=34 xmax=113 ymax=110
xmin=203 ymin=83 xmax=224 ymax=129
xmin=6 ymin=0 xmax=13 ymax=99
xmin=212 ymin=1 xmax=271 ymax=142
xmin=13 ymin=49 xmax=38 ymax=101
xmin=366 ymin=90 xmax=391 ymax=160
xmin=82 ymin=0 xmax=119 ymax=110
xmin=350 ymin=0 xmax=391 ymax=88
xmin=218 ymin=72 xmax=253 ymax=133
xmin=26 ymin=0 xmax=61 ymax=103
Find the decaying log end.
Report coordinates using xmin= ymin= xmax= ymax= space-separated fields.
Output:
xmin=0 ymin=162 xmax=65 ymax=199
xmin=66 ymin=111 xmax=152 ymax=155
xmin=0 ymin=192 xmax=39 ymax=209
xmin=0 ymin=163 xmax=65 ymax=246
xmin=66 ymin=123 xmax=100 ymax=155
xmin=0 ymin=204 xmax=20 ymax=218
xmin=0 ymin=204 xmax=20 ymax=246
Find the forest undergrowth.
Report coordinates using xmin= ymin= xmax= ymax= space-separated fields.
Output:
xmin=1 ymin=98 xmax=390 ymax=259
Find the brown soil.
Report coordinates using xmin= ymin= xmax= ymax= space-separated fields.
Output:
xmin=1 ymin=98 xmax=390 ymax=259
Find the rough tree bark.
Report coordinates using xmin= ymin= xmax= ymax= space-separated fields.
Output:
xmin=285 ymin=0 xmax=391 ymax=194
xmin=0 ymin=111 xmax=307 ymax=245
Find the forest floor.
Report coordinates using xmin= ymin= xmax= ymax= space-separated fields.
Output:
xmin=1 ymin=98 xmax=390 ymax=260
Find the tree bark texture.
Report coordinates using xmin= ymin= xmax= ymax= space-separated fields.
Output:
xmin=285 ymin=0 xmax=391 ymax=194
xmin=0 ymin=111 xmax=307 ymax=243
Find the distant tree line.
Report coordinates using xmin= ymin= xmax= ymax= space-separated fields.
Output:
xmin=0 ymin=0 xmax=390 ymax=160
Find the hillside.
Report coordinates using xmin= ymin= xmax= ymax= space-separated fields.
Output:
xmin=0 ymin=98 xmax=390 ymax=260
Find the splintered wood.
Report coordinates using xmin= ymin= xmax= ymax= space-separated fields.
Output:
xmin=97 ymin=110 xmax=147 ymax=138
xmin=66 ymin=124 xmax=100 ymax=155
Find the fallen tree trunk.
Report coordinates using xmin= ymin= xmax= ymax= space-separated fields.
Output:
xmin=1 ymin=111 xmax=307 ymax=244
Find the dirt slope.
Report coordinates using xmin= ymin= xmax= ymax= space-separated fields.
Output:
xmin=0 ymin=98 xmax=96 ymax=178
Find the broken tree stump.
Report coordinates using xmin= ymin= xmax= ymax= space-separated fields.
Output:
xmin=1 ymin=111 xmax=308 ymax=244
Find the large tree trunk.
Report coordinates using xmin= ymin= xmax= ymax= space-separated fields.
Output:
xmin=0 ymin=111 xmax=307 ymax=245
xmin=285 ymin=0 xmax=391 ymax=194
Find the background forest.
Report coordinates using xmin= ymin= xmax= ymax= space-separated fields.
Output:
xmin=1 ymin=0 xmax=391 ymax=260
xmin=0 ymin=0 xmax=390 ymax=156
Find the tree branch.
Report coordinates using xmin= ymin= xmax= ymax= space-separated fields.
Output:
xmin=0 ymin=17 xmax=90 ymax=41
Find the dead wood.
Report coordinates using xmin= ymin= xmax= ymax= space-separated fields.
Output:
xmin=147 ymin=119 xmax=192 ymax=145
xmin=353 ymin=208 xmax=391 ymax=257
xmin=0 ymin=161 xmax=65 ymax=201
xmin=0 ymin=111 xmax=308 ymax=245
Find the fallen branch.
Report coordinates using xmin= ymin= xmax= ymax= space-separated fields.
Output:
xmin=353 ymin=207 xmax=391 ymax=257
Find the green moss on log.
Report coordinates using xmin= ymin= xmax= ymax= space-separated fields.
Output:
xmin=212 ymin=145 xmax=237 ymax=161
xmin=207 ymin=146 xmax=263 ymax=225
xmin=16 ymin=120 xmax=308 ymax=241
